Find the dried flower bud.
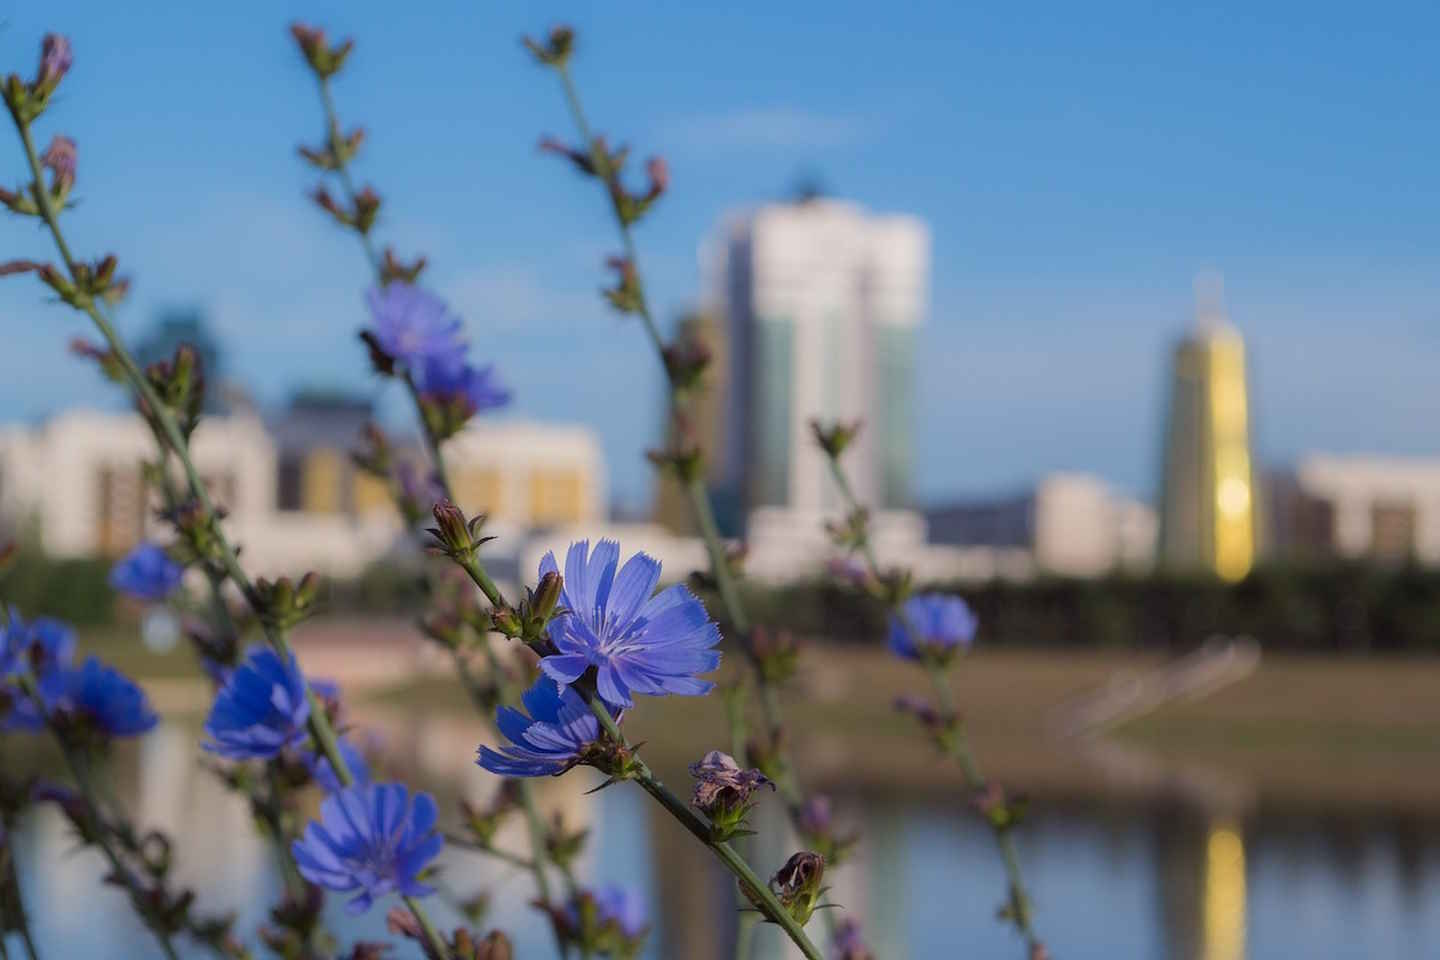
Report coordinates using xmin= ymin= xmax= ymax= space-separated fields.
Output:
xmin=661 ymin=333 xmax=710 ymax=390
xmin=768 ymin=852 xmax=827 ymax=926
xmin=380 ymin=247 xmax=428 ymax=286
xmin=748 ymin=627 xmax=801 ymax=685
xmin=290 ymin=23 xmax=354 ymax=78
xmin=522 ymin=26 xmax=575 ymax=67
xmin=810 ymin=418 xmax=863 ymax=459
xmin=544 ymin=812 xmax=588 ymax=870
xmin=352 ymin=186 xmax=381 ymax=234
xmin=689 ymin=750 xmax=773 ymax=841
xmin=972 ymin=782 xmax=1028 ymax=832
xmin=600 ymin=255 xmax=643 ymax=314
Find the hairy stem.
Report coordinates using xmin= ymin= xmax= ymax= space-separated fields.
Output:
xmin=6 ymin=112 xmax=451 ymax=960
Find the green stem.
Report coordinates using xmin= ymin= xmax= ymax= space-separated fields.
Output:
xmin=1 ymin=842 xmax=40 ymax=960
xmin=316 ymin=75 xmax=379 ymax=273
xmin=441 ymin=833 xmax=536 ymax=871
xmin=824 ymin=447 xmax=1044 ymax=952
xmin=7 ymin=110 xmax=451 ymax=960
xmin=578 ymin=691 xmax=823 ymax=960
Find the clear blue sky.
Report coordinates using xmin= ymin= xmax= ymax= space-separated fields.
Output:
xmin=2 ymin=1 xmax=1436 ymax=511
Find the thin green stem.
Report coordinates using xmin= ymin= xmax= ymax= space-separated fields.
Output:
xmin=442 ymin=833 xmax=536 ymax=871
xmin=824 ymin=447 xmax=1044 ymax=952
xmin=578 ymin=691 xmax=823 ymax=960
xmin=316 ymin=75 xmax=379 ymax=272
xmin=7 ymin=110 xmax=451 ymax=960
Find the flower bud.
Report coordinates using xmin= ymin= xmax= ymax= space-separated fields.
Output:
xmin=544 ymin=812 xmax=588 ymax=870
xmin=426 ymin=500 xmax=493 ymax=566
xmin=972 ymin=782 xmax=1028 ymax=832
xmin=380 ymin=247 xmax=428 ymax=285
xmin=824 ymin=506 xmax=870 ymax=552
xmin=37 ymin=34 xmax=73 ymax=93
xmin=254 ymin=573 xmax=322 ymax=629
xmin=748 ymin=627 xmax=801 ymax=685
xmin=661 ymin=333 xmax=711 ymax=390
xmin=289 ymin=23 xmax=354 ymax=78
xmin=688 ymin=750 xmax=773 ymax=842
xmin=810 ymin=418 xmax=863 ymax=459
xmin=521 ymin=571 xmax=564 ymax=637
xmin=522 ymin=26 xmax=575 ymax=67
xmin=833 ymin=918 xmax=876 ymax=960
xmin=352 ymin=186 xmax=381 ymax=234
xmin=768 ymin=851 xmax=827 ymax=926
xmin=601 ymin=255 xmax=643 ymax=314
xmin=796 ymin=795 xmax=859 ymax=866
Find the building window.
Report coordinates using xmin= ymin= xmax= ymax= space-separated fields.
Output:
xmin=277 ymin=455 xmax=304 ymax=512
xmin=301 ymin=449 xmax=343 ymax=514
xmin=353 ymin=472 xmax=393 ymax=517
xmin=96 ymin=464 xmax=145 ymax=556
xmin=454 ymin=468 xmax=504 ymax=519
xmin=1371 ymin=499 xmax=1416 ymax=562
xmin=529 ymin=468 xmax=583 ymax=526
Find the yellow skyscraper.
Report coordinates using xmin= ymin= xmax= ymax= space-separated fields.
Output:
xmin=1159 ymin=276 xmax=1258 ymax=581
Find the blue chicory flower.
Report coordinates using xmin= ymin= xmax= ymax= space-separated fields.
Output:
xmin=415 ymin=355 xmax=510 ymax=415
xmin=537 ymin=540 xmax=721 ymax=709
xmin=0 ymin=609 xmax=75 ymax=678
xmin=304 ymin=736 xmax=371 ymax=794
xmin=50 ymin=658 xmax=158 ymax=737
xmin=203 ymin=648 xmax=311 ymax=759
xmin=108 ymin=542 xmax=184 ymax=602
xmin=888 ymin=593 xmax=978 ymax=663
xmin=594 ymin=884 xmax=649 ymax=940
xmin=364 ymin=284 xmax=464 ymax=369
xmin=476 ymin=676 xmax=615 ymax=778
xmin=290 ymin=781 xmax=443 ymax=914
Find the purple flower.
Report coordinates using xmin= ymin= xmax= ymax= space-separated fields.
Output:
xmin=364 ymin=284 xmax=464 ymax=369
xmin=304 ymin=736 xmax=371 ymax=794
xmin=594 ymin=885 xmax=648 ymax=940
xmin=109 ymin=542 xmax=184 ymax=602
xmin=538 ymin=540 xmax=721 ymax=709
xmin=38 ymin=34 xmax=73 ymax=89
xmin=50 ymin=658 xmax=157 ymax=737
xmin=415 ymin=356 xmax=510 ymax=415
xmin=888 ymin=593 xmax=978 ymax=663
xmin=203 ymin=649 xmax=311 ymax=759
xmin=0 ymin=610 xmax=75 ymax=678
xmin=832 ymin=918 xmax=875 ymax=960
xmin=291 ymin=782 xmax=443 ymax=914
xmin=476 ymin=676 xmax=615 ymax=778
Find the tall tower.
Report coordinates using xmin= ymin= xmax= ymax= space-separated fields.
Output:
xmin=702 ymin=197 xmax=928 ymax=525
xmin=1158 ymin=274 xmax=1258 ymax=581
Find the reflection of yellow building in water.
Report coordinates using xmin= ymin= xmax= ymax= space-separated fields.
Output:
xmin=1159 ymin=276 xmax=1258 ymax=581
xmin=1203 ymin=821 xmax=1247 ymax=960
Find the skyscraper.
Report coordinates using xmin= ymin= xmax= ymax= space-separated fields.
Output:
xmin=702 ymin=197 xmax=929 ymax=527
xmin=1158 ymin=276 xmax=1258 ymax=581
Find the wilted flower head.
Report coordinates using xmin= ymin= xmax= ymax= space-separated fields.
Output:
xmin=888 ymin=593 xmax=978 ymax=664
xmin=49 ymin=657 xmax=158 ymax=738
xmin=689 ymin=750 xmax=773 ymax=840
xmin=364 ymin=284 xmax=465 ymax=371
xmin=203 ymin=648 xmax=311 ymax=759
xmin=476 ymin=677 xmax=617 ymax=778
xmin=538 ymin=540 xmax=721 ymax=709
xmin=291 ymin=781 xmax=443 ymax=914
xmin=768 ymin=851 xmax=827 ymax=926
xmin=109 ymin=542 xmax=184 ymax=602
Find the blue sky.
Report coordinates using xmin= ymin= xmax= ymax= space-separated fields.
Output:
xmin=1 ymin=1 xmax=1436 ymax=510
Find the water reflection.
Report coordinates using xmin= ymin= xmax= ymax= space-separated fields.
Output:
xmin=6 ymin=723 xmax=1440 ymax=959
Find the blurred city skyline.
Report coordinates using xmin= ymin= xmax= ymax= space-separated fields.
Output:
xmin=1 ymin=1 xmax=1436 ymax=511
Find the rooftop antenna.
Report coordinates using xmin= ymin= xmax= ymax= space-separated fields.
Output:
xmin=1193 ymin=269 xmax=1229 ymax=331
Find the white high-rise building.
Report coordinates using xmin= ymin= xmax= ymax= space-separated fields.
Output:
xmin=703 ymin=197 xmax=929 ymax=534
